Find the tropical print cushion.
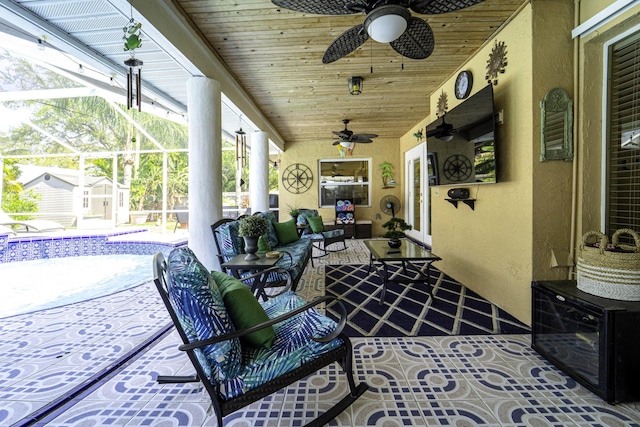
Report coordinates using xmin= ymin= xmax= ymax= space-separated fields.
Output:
xmin=256 ymin=211 xmax=279 ymax=248
xmin=216 ymin=291 xmax=344 ymax=400
xmin=322 ymin=229 xmax=344 ymax=239
xmin=298 ymin=209 xmax=319 ymax=236
xmin=216 ymin=221 xmax=245 ymax=258
xmin=166 ymin=247 xmax=243 ymax=396
xmin=266 ymin=238 xmax=311 ymax=284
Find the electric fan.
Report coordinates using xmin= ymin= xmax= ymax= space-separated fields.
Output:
xmin=380 ymin=195 xmax=401 ymax=217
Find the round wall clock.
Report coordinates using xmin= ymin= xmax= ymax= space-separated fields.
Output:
xmin=454 ymin=70 xmax=473 ymax=99
xmin=282 ymin=163 xmax=313 ymax=194
xmin=443 ymin=154 xmax=472 ymax=182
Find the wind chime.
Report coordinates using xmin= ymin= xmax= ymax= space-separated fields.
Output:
xmin=235 ymin=116 xmax=247 ymax=169
xmin=123 ymin=13 xmax=143 ymax=111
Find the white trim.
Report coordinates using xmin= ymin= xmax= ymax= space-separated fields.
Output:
xmin=573 ymin=0 xmax=640 ymax=39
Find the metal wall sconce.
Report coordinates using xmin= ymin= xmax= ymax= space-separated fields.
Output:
xmin=349 ymin=76 xmax=363 ymax=95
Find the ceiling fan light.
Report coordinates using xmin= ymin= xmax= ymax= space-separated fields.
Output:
xmin=437 ymin=133 xmax=454 ymax=142
xmin=339 ymin=141 xmax=351 ymax=147
xmin=348 ymin=76 xmax=363 ymax=95
xmin=365 ymin=5 xmax=410 ymax=43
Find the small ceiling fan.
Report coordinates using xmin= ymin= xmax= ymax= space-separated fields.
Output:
xmin=332 ymin=119 xmax=378 ymax=146
xmin=426 ymin=115 xmax=455 ymax=141
xmin=271 ymin=0 xmax=486 ymax=63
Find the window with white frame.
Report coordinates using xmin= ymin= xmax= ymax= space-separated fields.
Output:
xmin=607 ymin=32 xmax=640 ymax=241
xmin=318 ymin=159 xmax=371 ymax=208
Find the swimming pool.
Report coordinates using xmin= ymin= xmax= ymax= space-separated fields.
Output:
xmin=0 ymin=254 xmax=153 ymax=318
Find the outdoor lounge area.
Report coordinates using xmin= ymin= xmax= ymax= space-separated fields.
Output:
xmin=1 ymin=237 xmax=639 ymax=426
xmin=3 ymin=1 xmax=640 ymax=426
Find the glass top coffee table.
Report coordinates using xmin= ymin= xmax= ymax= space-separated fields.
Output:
xmin=363 ymin=239 xmax=442 ymax=305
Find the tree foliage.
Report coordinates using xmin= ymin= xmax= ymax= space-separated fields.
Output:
xmin=0 ymin=50 xmax=277 ymax=218
xmin=1 ymin=159 xmax=40 ymax=219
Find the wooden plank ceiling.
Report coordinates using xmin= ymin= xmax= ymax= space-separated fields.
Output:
xmin=175 ymin=0 xmax=525 ymax=146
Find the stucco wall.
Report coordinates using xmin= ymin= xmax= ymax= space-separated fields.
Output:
xmin=279 ymin=137 xmax=402 ymax=237
xmin=575 ymin=4 xmax=640 ymax=238
xmin=530 ymin=1 xmax=575 ymax=282
xmin=399 ymin=2 xmax=575 ymax=325
xmin=425 ymin=6 xmax=535 ymax=325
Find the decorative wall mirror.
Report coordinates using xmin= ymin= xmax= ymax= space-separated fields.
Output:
xmin=540 ymin=87 xmax=573 ymax=161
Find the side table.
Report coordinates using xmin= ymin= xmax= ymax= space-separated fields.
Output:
xmin=221 ymin=253 xmax=283 ymax=298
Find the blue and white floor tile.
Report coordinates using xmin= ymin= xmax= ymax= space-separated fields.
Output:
xmin=2 ymin=239 xmax=640 ymax=426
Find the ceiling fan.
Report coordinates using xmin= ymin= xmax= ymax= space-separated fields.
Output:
xmin=271 ymin=0 xmax=486 ymax=63
xmin=332 ymin=119 xmax=378 ymax=146
xmin=426 ymin=114 xmax=455 ymax=141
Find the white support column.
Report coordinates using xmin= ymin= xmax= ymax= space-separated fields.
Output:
xmin=250 ymin=131 xmax=270 ymax=214
xmin=187 ymin=77 xmax=222 ymax=270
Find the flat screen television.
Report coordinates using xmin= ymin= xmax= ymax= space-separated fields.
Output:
xmin=425 ymin=84 xmax=497 ymax=186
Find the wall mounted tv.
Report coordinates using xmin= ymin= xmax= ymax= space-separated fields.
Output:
xmin=425 ymin=84 xmax=497 ymax=187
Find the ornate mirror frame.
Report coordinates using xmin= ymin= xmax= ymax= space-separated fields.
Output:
xmin=540 ymin=87 xmax=573 ymax=161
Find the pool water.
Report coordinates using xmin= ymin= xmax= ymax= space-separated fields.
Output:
xmin=0 ymin=255 xmax=153 ymax=318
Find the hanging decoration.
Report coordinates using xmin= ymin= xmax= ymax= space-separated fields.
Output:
xmin=123 ymin=15 xmax=143 ymax=111
xmin=235 ymin=116 xmax=247 ymax=169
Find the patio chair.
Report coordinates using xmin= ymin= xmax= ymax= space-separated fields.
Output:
xmin=211 ymin=216 xmax=306 ymax=291
xmin=173 ymin=207 xmax=189 ymax=232
xmin=153 ymin=248 xmax=368 ymax=427
xmin=298 ymin=208 xmax=347 ymax=266
xmin=0 ymin=210 xmax=65 ymax=233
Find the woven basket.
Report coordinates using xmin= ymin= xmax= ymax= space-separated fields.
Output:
xmin=576 ymin=229 xmax=640 ymax=301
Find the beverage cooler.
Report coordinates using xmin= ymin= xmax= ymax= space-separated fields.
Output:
xmin=531 ymin=280 xmax=640 ymax=403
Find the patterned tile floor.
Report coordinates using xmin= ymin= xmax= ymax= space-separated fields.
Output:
xmin=1 ymin=240 xmax=639 ymax=426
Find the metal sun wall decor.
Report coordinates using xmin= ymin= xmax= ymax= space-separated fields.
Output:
xmin=123 ymin=17 xmax=143 ymax=111
xmin=436 ymin=90 xmax=449 ymax=117
xmin=486 ymin=40 xmax=508 ymax=86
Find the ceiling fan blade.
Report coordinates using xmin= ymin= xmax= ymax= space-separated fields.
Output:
xmin=390 ymin=17 xmax=434 ymax=60
xmin=351 ymin=133 xmax=377 ymax=142
xmin=322 ymin=25 xmax=369 ymax=64
xmin=425 ymin=128 xmax=443 ymax=137
xmin=332 ymin=140 xmax=343 ymax=145
xmin=271 ymin=0 xmax=356 ymax=15
xmin=408 ymin=0 xmax=486 ymax=15
xmin=333 ymin=130 xmax=352 ymax=139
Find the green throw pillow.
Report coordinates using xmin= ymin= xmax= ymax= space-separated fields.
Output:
xmin=273 ymin=219 xmax=299 ymax=245
xmin=257 ymin=235 xmax=271 ymax=254
xmin=210 ymin=272 xmax=275 ymax=348
xmin=306 ymin=215 xmax=324 ymax=233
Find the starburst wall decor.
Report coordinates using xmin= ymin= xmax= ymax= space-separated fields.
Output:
xmin=486 ymin=40 xmax=508 ymax=86
xmin=436 ymin=90 xmax=449 ymax=117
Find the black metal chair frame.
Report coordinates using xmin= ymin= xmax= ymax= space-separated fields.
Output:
xmin=153 ymin=252 xmax=368 ymax=427
xmin=211 ymin=217 xmax=301 ymax=292
xmin=297 ymin=209 xmax=347 ymax=267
